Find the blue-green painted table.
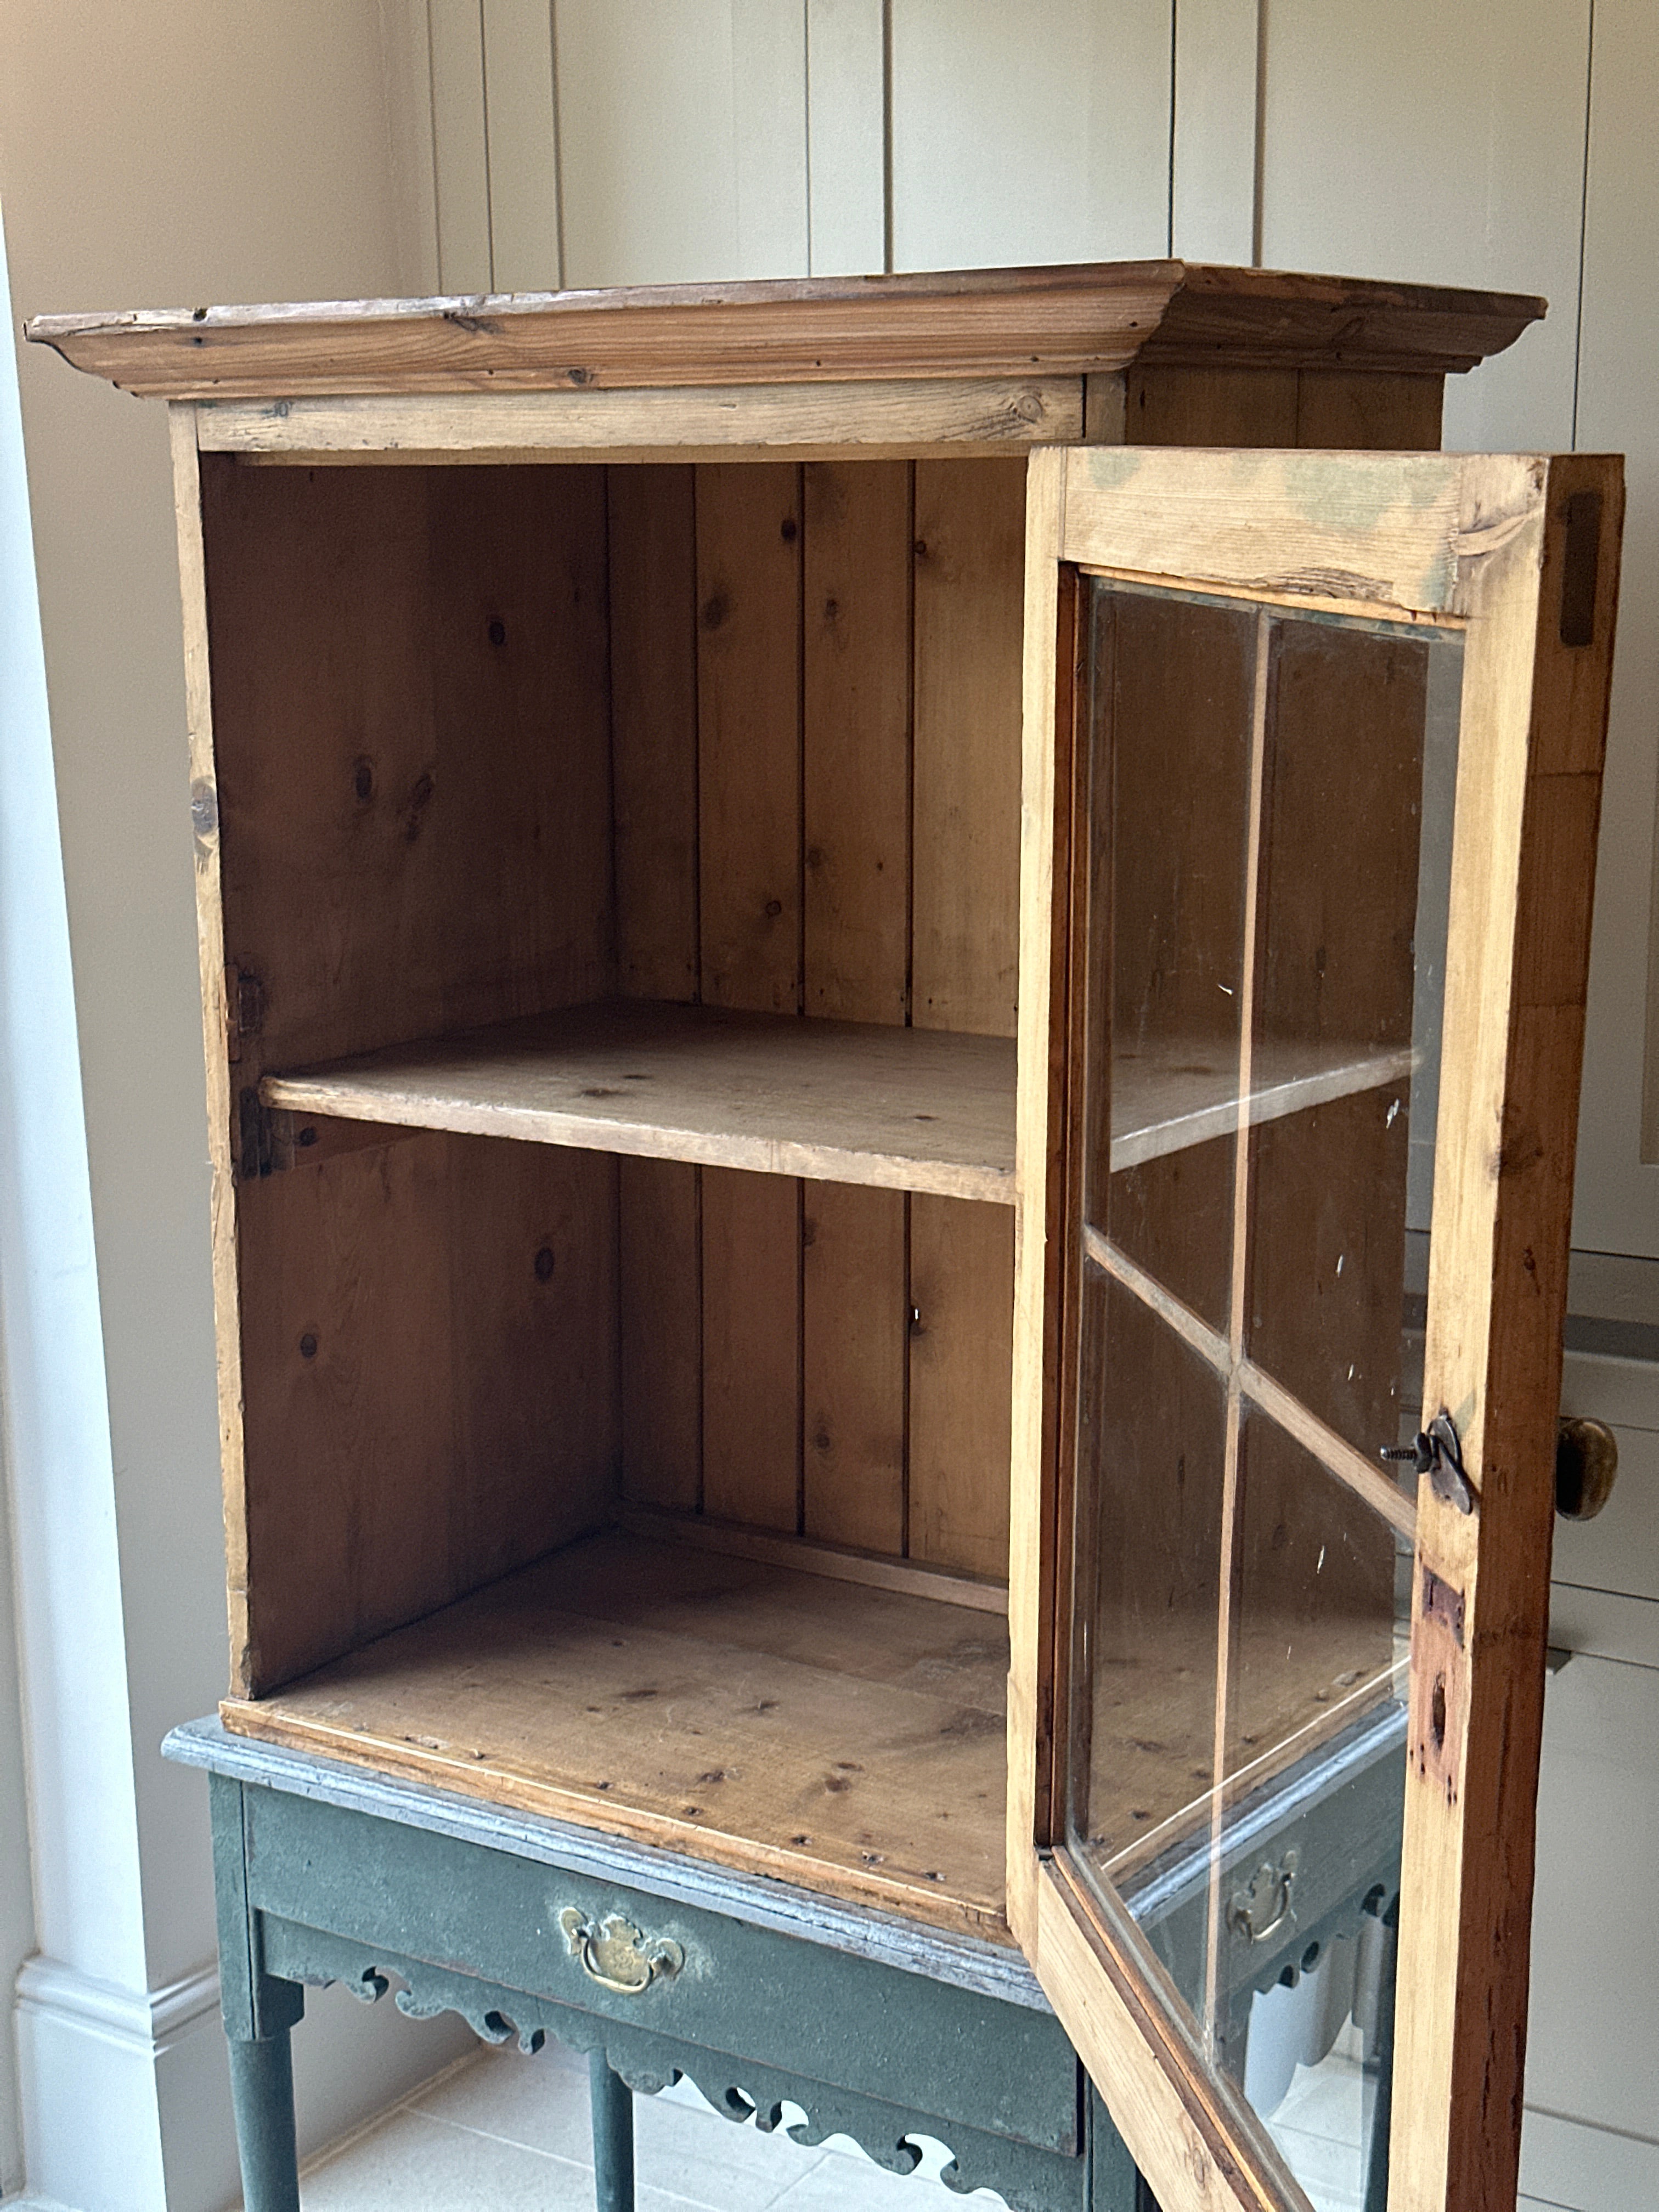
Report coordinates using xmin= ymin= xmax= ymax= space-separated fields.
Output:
xmin=164 ymin=1718 xmax=1151 ymax=2212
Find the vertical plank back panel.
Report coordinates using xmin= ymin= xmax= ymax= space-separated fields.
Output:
xmin=447 ymin=1137 xmax=620 ymax=1588
xmin=801 ymin=459 xmax=913 ymax=1550
xmin=803 ymin=1182 xmax=908 ymax=1553
xmin=911 ymin=457 xmax=1026 ymax=1037
xmin=697 ymin=462 xmax=804 ymax=1527
xmin=618 ymin=1154 xmax=702 ymax=1510
xmin=426 ymin=465 xmax=614 ymax=1025
xmin=909 ymin=1194 xmax=1016 ymax=1579
xmin=610 ymin=464 xmax=699 ymax=1002
xmin=702 ymin=1165 xmax=802 ymax=1528
xmin=908 ymin=456 xmax=1025 ymax=1573
xmin=1126 ymin=366 xmax=1300 ymax=449
xmin=610 ymin=463 xmax=705 ymax=1510
xmin=1295 ymin=370 xmax=1444 ymax=450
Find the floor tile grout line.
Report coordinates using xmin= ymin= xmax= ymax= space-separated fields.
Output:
xmin=390 ymin=2097 xmax=597 ymax=2171
xmin=295 ymin=2045 xmax=494 ymax=2182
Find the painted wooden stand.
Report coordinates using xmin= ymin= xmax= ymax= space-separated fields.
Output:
xmin=168 ymin=1719 xmax=1142 ymax=2211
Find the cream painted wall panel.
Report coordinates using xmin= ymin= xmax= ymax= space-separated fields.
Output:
xmin=484 ymin=0 xmax=562 ymax=289
xmin=1526 ymin=1654 xmax=1659 ymax=2178
xmin=0 ymin=5 xmax=472 ymax=2197
xmin=384 ymin=1 xmax=442 ymax=297
xmin=1574 ymin=0 xmax=1659 ymax=1259
xmin=1258 ymin=0 xmax=1590 ymax=453
xmin=732 ymin=0 xmax=812 ymax=279
xmin=806 ymin=0 xmax=887 ymax=274
xmin=554 ymin=0 xmax=808 ymax=286
xmin=431 ymin=0 xmax=493 ymax=290
xmin=888 ymin=0 xmax=1172 ymax=272
xmin=1171 ymin=0 xmax=1257 ymax=264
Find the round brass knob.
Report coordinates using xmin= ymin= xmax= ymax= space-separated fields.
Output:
xmin=1556 ymin=1417 xmax=1618 ymax=1520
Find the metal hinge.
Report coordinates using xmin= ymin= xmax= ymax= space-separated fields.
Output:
xmin=224 ymin=964 xmax=265 ymax=1065
xmin=238 ymin=1086 xmax=274 ymax=1181
xmin=1380 ymin=1409 xmax=1474 ymax=1515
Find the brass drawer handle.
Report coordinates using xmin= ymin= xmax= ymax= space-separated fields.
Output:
xmin=1227 ymin=1848 xmax=1300 ymax=1947
xmin=558 ymin=1908 xmax=685 ymax=1995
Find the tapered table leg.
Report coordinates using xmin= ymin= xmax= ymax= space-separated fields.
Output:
xmin=589 ymin=2049 xmax=635 ymax=2212
xmin=228 ymin=2028 xmax=302 ymax=2212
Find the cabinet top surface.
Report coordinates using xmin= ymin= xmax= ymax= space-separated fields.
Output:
xmin=24 ymin=260 xmax=1545 ymax=400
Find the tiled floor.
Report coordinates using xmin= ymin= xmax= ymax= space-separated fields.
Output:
xmin=279 ymin=2039 xmax=1004 ymax=2212
xmin=258 ymin=2035 xmax=1582 ymax=2212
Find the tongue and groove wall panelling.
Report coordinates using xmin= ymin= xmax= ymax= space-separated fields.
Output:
xmin=1256 ymin=3 xmax=1587 ymax=454
xmin=800 ymin=461 xmax=913 ymax=1555
xmin=696 ymin=463 xmax=805 ymax=1531
xmin=906 ymin=460 xmax=1024 ymax=1578
xmin=480 ymin=0 xmax=564 ymax=290
xmin=1577 ymin=0 xmax=1659 ymax=1254
xmin=885 ymin=0 xmax=1171 ymax=270
xmin=1252 ymin=0 xmax=1657 ymax=1267
xmin=428 ymin=0 xmax=493 ymax=292
xmin=611 ymin=466 xmax=703 ymax=1513
xmin=1169 ymin=0 xmax=1259 ymax=265
xmin=552 ymin=0 xmax=808 ymax=285
xmin=804 ymin=0 xmax=888 ymax=275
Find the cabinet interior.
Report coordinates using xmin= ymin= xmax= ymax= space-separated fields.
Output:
xmin=201 ymin=438 xmax=1449 ymax=1941
xmin=206 ymin=450 xmax=1025 ymax=1936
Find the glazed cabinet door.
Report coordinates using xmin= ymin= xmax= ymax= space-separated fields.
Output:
xmin=1008 ymin=446 xmax=1623 ymax=2212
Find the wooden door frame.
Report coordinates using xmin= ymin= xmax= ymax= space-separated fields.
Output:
xmin=1009 ymin=443 xmax=1624 ymax=2212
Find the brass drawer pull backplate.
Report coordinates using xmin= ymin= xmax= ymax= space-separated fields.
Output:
xmin=558 ymin=1908 xmax=685 ymax=1995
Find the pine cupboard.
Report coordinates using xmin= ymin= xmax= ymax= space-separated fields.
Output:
xmin=28 ymin=263 xmax=1621 ymax=2212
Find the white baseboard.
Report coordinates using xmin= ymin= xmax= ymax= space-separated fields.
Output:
xmin=12 ymin=1953 xmax=476 ymax=2212
xmin=1521 ymin=2105 xmax=1659 ymax=2211
xmin=15 ymin=1954 xmax=236 ymax=2212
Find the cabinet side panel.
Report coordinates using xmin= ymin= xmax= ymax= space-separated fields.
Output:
xmin=696 ymin=464 xmax=804 ymax=1530
xmin=610 ymin=464 xmax=704 ymax=1508
xmin=910 ymin=458 xmax=1023 ymax=1574
xmin=172 ymin=411 xmax=252 ymax=1689
xmin=201 ymin=459 xmax=614 ymax=1076
xmin=237 ymin=1131 xmax=619 ymax=1692
xmin=800 ymin=459 xmax=912 ymax=1554
xmin=238 ymin=1136 xmax=456 ymax=1690
xmin=199 ymin=458 xmax=620 ymax=1688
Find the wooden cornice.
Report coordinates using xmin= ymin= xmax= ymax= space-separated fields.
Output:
xmin=24 ymin=262 xmax=1545 ymax=402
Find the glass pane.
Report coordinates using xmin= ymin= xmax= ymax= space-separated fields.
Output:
xmin=1069 ymin=1265 xmax=1226 ymax=2018
xmin=1217 ymin=1412 xmax=1407 ymax=2210
xmin=1244 ymin=614 xmax=1464 ymax=1471
xmin=1066 ymin=578 xmax=1462 ymax=2212
xmin=1087 ymin=588 xmax=1257 ymax=1334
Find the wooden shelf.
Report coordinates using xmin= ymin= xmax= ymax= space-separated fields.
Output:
xmin=262 ymin=998 xmax=1018 ymax=1203
xmin=1110 ymin=1036 xmax=1416 ymax=1172
xmin=261 ymin=1003 xmax=1413 ymax=1197
xmin=221 ymin=1530 xmax=1012 ymax=1941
